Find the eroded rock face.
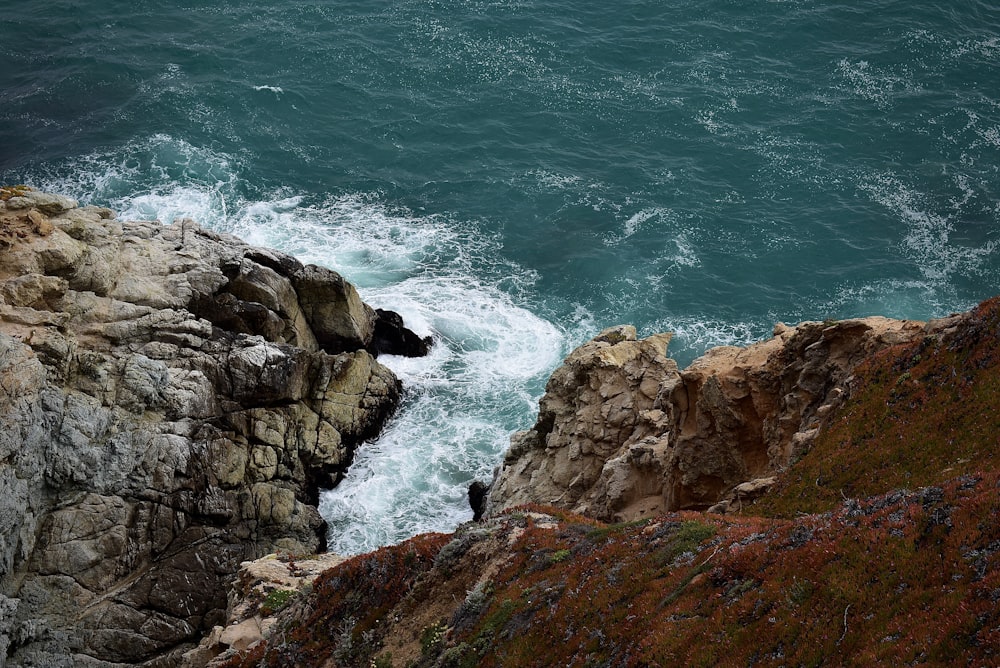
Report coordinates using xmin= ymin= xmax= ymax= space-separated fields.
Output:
xmin=0 ymin=192 xmax=411 ymax=666
xmin=486 ymin=316 xmax=927 ymax=521
xmin=181 ymin=551 xmax=347 ymax=667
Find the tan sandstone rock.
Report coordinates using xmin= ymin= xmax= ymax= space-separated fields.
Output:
xmin=487 ymin=316 xmax=926 ymax=522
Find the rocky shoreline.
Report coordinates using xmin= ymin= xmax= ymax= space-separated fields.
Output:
xmin=3 ymin=187 xmax=998 ymax=666
xmin=0 ymin=188 xmax=427 ymax=666
xmin=481 ymin=315 xmax=938 ymax=520
xmin=204 ymin=296 xmax=1000 ymax=668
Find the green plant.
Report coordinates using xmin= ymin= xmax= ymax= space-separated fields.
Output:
xmin=659 ymin=562 xmax=710 ymax=608
xmin=656 ymin=520 xmax=718 ymax=566
xmin=261 ymin=588 xmax=297 ymax=615
xmin=332 ymin=616 xmax=358 ymax=664
xmin=437 ymin=643 xmax=479 ymax=668
xmin=420 ymin=620 xmax=448 ymax=655
xmin=452 ymin=580 xmax=493 ymax=632
xmin=371 ymin=652 xmax=393 ymax=668
xmin=550 ymin=549 xmax=571 ymax=563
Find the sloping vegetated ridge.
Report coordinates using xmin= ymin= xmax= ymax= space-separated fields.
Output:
xmin=209 ymin=298 xmax=1000 ymax=667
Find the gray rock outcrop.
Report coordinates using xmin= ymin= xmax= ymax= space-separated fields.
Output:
xmin=0 ymin=189 xmax=414 ymax=666
xmin=486 ymin=317 xmax=927 ymax=521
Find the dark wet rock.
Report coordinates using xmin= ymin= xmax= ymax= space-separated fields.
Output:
xmin=468 ymin=480 xmax=490 ymax=521
xmin=370 ymin=308 xmax=432 ymax=358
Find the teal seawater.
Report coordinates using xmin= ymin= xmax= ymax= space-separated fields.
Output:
xmin=3 ymin=0 xmax=999 ymax=553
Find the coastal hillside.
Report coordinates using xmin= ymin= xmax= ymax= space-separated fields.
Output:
xmin=0 ymin=188 xmax=425 ymax=666
xmin=208 ymin=297 xmax=1000 ymax=667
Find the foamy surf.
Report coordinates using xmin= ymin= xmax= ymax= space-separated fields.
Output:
xmin=210 ymin=197 xmax=567 ymax=553
xmin=24 ymin=139 xmax=567 ymax=554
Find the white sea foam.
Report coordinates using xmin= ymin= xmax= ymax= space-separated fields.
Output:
xmin=621 ymin=207 xmax=661 ymax=238
xmin=827 ymin=279 xmax=955 ymax=320
xmin=835 ymin=59 xmax=917 ymax=110
xmin=671 ymin=233 xmax=701 ymax=268
xmin=257 ymin=200 xmax=565 ymax=553
xmin=252 ymin=85 xmax=284 ymax=94
xmin=26 ymin=136 xmax=566 ymax=554
xmin=27 ymin=134 xmax=240 ymax=226
xmin=321 ymin=275 xmax=563 ymax=554
xmin=229 ymin=194 xmax=468 ymax=289
xmin=643 ymin=316 xmax=763 ymax=367
xmin=528 ymin=169 xmax=583 ymax=191
xmin=23 ymin=135 xmax=566 ymax=554
xmin=233 ymin=204 xmax=565 ymax=552
xmin=858 ymin=171 xmax=997 ymax=282
xmin=978 ymin=125 xmax=1000 ymax=150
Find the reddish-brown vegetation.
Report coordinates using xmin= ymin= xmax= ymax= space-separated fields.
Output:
xmin=228 ymin=298 xmax=1000 ymax=667
xmin=217 ymin=532 xmax=451 ymax=667
xmin=751 ymin=296 xmax=1000 ymax=518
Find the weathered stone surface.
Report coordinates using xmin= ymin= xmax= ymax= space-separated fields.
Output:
xmin=0 ymin=191 xmax=418 ymax=666
xmin=181 ymin=552 xmax=347 ymax=667
xmin=5 ymin=190 xmax=78 ymax=215
xmin=291 ymin=263 xmax=375 ymax=352
xmin=486 ymin=317 xmax=927 ymax=521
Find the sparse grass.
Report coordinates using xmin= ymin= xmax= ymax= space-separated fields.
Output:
xmin=549 ymin=549 xmax=571 ymax=563
xmin=260 ymin=588 xmax=297 ymax=615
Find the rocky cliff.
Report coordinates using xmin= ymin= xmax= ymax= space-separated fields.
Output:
xmin=484 ymin=315 xmax=934 ymax=521
xmin=0 ymin=188 xmax=425 ymax=666
xmin=212 ymin=297 xmax=1000 ymax=668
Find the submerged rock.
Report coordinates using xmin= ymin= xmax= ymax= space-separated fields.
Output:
xmin=0 ymin=190 xmax=423 ymax=666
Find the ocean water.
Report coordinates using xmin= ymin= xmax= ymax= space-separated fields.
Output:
xmin=3 ymin=0 xmax=998 ymax=554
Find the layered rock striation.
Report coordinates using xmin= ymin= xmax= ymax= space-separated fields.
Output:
xmin=0 ymin=189 xmax=422 ymax=666
xmin=485 ymin=316 xmax=932 ymax=521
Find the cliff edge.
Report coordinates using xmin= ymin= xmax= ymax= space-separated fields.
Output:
xmin=483 ymin=315 xmax=933 ymax=520
xmin=213 ymin=297 xmax=1000 ymax=667
xmin=0 ymin=188 xmax=424 ymax=666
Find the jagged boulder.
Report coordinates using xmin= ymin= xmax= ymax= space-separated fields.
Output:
xmin=0 ymin=191 xmax=420 ymax=666
xmin=486 ymin=316 xmax=927 ymax=521
xmin=485 ymin=325 xmax=679 ymax=520
xmin=371 ymin=308 xmax=432 ymax=357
